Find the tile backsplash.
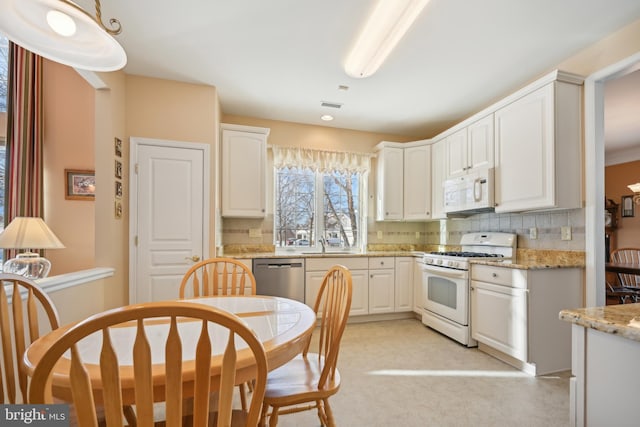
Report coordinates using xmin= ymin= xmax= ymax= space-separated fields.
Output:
xmin=221 ymin=208 xmax=586 ymax=252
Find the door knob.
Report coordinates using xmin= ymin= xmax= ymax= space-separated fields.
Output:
xmin=185 ymin=255 xmax=201 ymax=262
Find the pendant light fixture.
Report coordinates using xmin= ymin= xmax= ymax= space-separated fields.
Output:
xmin=0 ymin=0 xmax=126 ymax=71
xmin=344 ymin=0 xmax=429 ymax=79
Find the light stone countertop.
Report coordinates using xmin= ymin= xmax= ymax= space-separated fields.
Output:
xmin=225 ymin=250 xmax=425 ymax=260
xmin=470 ymin=248 xmax=585 ymax=270
xmin=224 ymin=245 xmax=586 ymax=270
xmin=559 ymin=304 xmax=640 ymax=343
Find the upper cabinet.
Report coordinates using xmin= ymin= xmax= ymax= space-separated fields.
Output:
xmin=404 ymin=143 xmax=432 ymax=220
xmin=375 ymin=141 xmax=431 ymax=221
xmin=445 ymin=114 xmax=494 ymax=179
xmin=494 ymin=75 xmax=582 ymax=213
xmin=221 ymin=123 xmax=270 ymax=218
xmin=376 ymin=144 xmax=404 ymax=221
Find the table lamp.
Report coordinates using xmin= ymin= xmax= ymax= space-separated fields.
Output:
xmin=0 ymin=217 xmax=65 ymax=279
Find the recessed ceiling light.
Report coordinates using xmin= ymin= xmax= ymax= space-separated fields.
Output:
xmin=321 ymin=115 xmax=334 ymax=121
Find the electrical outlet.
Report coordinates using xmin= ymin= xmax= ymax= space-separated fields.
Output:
xmin=377 ymin=230 xmax=383 ymax=240
xmin=249 ymin=228 xmax=262 ymax=238
xmin=415 ymin=231 xmax=421 ymax=239
xmin=529 ymin=227 xmax=538 ymax=240
xmin=561 ymin=226 xmax=572 ymax=241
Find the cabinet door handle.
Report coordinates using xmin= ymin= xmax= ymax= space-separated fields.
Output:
xmin=492 ymin=273 xmax=498 ymax=278
xmin=470 ymin=286 xmax=475 ymax=291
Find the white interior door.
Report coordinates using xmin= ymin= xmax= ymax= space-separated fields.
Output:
xmin=129 ymin=137 xmax=210 ymax=303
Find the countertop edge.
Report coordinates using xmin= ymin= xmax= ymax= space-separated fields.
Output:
xmin=560 ymin=306 xmax=640 ymax=343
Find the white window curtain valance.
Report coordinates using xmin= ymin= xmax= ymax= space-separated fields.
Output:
xmin=272 ymin=146 xmax=372 ymax=174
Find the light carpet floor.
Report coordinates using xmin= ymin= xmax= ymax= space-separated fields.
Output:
xmin=272 ymin=318 xmax=570 ymax=427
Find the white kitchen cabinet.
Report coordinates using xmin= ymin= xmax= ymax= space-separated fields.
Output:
xmin=369 ymin=268 xmax=394 ymax=314
xmin=221 ymin=123 xmax=269 ymax=217
xmin=305 ymin=257 xmax=369 ymax=316
xmin=394 ymin=257 xmax=414 ymax=312
xmin=375 ymin=144 xmax=404 ymax=221
xmin=493 ymin=77 xmax=582 ymax=213
xmin=471 ymin=277 xmax=528 ymax=360
xmin=375 ymin=141 xmax=431 ymax=221
xmin=403 ymin=143 xmax=431 ymax=220
xmin=368 ymin=257 xmax=394 ymax=314
xmin=445 ymin=114 xmax=493 ymax=180
xmin=470 ymin=264 xmax=583 ymax=375
xmin=430 ymin=139 xmax=447 ymax=219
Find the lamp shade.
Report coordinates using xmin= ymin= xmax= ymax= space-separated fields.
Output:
xmin=0 ymin=0 xmax=127 ymax=71
xmin=0 ymin=217 xmax=65 ymax=250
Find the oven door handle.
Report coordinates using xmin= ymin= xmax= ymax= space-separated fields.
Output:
xmin=420 ymin=263 xmax=468 ymax=279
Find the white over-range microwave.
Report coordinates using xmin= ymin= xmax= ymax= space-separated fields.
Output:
xmin=443 ymin=167 xmax=495 ymax=214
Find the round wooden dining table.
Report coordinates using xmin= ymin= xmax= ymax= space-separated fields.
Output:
xmin=23 ymin=295 xmax=316 ymax=404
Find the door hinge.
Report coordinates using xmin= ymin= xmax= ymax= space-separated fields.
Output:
xmin=134 ymin=236 xmax=138 ymax=246
xmin=135 ymin=163 xmax=139 ymax=174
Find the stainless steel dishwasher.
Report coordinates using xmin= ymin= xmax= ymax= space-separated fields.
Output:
xmin=252 ymin=258 xmax=305 ymax=302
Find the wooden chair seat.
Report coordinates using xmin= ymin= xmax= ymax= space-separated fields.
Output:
xmin=263 ymin=354 xmax=340 ymax=401
xmin=260 ymin=265 xmax=352 ymax=427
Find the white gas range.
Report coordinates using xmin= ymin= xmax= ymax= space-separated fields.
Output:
xmin=417 ymin=232 xmax=516 ymax=347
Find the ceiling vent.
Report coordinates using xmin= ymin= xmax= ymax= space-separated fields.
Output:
xmin=321 ymin=101 xmax=343 ymax=109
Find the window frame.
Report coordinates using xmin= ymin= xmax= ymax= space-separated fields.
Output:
xmin=273 ymin=166 xmax=367 ymax=254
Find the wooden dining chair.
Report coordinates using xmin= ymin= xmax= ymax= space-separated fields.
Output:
xmin=259 ymin=265 xmax=352 ymax=427
xmin=179 ymin=258 xmax=256 ymax=299
xmin=28 ymin=301 xmax=268 ymax=427
xmin=0 ymin=273 xmax=60 ymax=404
xmin=608 ymin=248 xmax=640 ymax=303
xmin=179 ymin=257 xmax=257 ymax=411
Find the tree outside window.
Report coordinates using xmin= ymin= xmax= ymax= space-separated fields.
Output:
xmin=275 ymin=167 xmax=363 ymax=251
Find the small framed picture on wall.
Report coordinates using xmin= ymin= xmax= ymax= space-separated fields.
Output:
xmin=114 ymin=137 xmax=122 ymax=157
xmin=622 ymin=195 xmax=635 ymax=217
xmin=115 ymin=160 xmax=123 ymax=179
xmin=115 ymin=181 xmax=123 ymax=199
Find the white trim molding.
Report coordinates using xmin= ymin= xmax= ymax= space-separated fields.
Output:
xmin=35 ymin=267 xmax=115 ymax=294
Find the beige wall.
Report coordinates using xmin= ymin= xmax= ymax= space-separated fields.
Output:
xmin=605 ymin=160 xmax=640 ymax=248
xmin=222 ymin=114 xmax=414 ymax=151
xmin=43 ymin=60 xmax=96 ymax=275
xmin=94 ymin=70 xmax=128 ymax=309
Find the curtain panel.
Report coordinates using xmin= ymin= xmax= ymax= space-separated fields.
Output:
xmin=272 ymin=146 xmax=372 ymax=174
xmin=4 ymin=43 xmax=44 ymax=258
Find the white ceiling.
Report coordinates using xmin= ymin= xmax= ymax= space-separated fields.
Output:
xmin=78 ymin=0 xmax=640 ymax=146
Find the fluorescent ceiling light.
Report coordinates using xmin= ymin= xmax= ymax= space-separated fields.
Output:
xmin=344 ymin=0 xmax=429 ymax=78
xmin=0 ymin=0 xmax=127 ymax=72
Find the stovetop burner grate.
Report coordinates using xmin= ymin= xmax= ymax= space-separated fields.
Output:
xmin=428 ymin=251 xmax=505 ymax=258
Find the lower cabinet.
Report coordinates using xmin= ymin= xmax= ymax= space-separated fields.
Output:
xmin=395 ymin=257 xmax=414 ymax=312
xmin=471 ymin=280 xmax=528 ymax=361
xmin=305 ymin=256 xmax=413 ymax=317
xmin=470 ymin=264 xmax=583 ymax=375
xmin=369 ymin=268 xmax=394 ymax=314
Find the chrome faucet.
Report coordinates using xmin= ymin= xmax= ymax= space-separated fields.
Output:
xmin=319 ymin=238 xmax=327 ymax=253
